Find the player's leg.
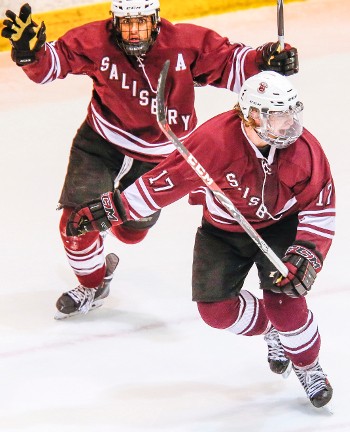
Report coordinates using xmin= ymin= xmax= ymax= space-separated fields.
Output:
xmin=55 ymin=207 xmax=119 ymax=319
xmin=55 ymin=121 xmax=123 ymax=318
xmin=55 ymin=122 xmax=162 ymax=317
xmin=263 ymin=290 xmax=332 ymax=407
xmin=193 ymin=220 xmax=288 ymax=374
xmin=258 ymin=216 xmax=332 ymax=407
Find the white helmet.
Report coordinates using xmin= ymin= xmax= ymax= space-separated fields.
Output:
xmin=111 ymin=0 xmax=160 ymax=17
xmin=238 ymin=71 xmax=304 ymax=148
xmin=111 ymin=0 xmax=161 ymax=56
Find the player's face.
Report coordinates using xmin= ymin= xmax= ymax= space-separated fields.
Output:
xmin=120 ymin=16 xmax=153 ymax=42
xmin=249 ymin=105 xmax=303 ymax=148
xmin=267 ymin=111 xmax=295 ymax=137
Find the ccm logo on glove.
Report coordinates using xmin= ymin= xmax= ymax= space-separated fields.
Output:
xmin=285 ymin=244 xmax=322 ymax=271
xmin=101 ymin=193 xmax=119 ymax=222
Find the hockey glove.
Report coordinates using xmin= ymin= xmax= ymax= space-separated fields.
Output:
xmin=272 ymin=241 xmax=323 ymax=298
xmin=256 ymin=42 xmax=299 ymax=76
xmin=1 ymin=3 xmax=46 ymax=66
xmin=67 ymin=190 xmax=127 ymax=236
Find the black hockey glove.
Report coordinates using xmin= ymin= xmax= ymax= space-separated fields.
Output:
xmin=67 ymin=190 xmax=128 ymax=236
xmin=272 ymin=241 xmax=323 ymax=298
xmin=256 ymin=42 xmax=299 ymax=76
xmin=1 ymin=3 xmax=46 ymax=66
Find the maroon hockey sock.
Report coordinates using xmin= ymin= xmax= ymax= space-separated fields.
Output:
xmin=263 ymin=290 xmax=321 ymax=367
xmin=197 ymin=293 xmax=269 ymax=335
xmin=59 ymin=208 xmax=106 ymax=288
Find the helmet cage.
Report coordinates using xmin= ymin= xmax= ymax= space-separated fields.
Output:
xmin=113 ymin=13 xmax=159 ymax=56
xmin=255 ymin=102 xmax=304 ymax=149
xmin=111 ymin=0 xmax=160 ymax=56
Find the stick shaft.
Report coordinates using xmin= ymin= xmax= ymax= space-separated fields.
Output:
xmin=277 ymin=0 xmax=285 ymax=50
xmin=156 ymin=61 xmax=288 ymax=277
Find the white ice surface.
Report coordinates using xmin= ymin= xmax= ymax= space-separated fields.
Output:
xmin=0 ymin=0 xmax=350 ymax=430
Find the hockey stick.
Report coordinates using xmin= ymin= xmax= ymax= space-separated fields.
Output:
xmin=277 ymin=0 xmax=285 ymax=50
xmin=156 ymin=60 xmax=288 ymax=277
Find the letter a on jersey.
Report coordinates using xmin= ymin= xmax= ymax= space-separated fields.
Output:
xmin=175 ymin=53 xmax=187 ymax=71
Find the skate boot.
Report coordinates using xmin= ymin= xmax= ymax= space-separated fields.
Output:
xmin=54 ymin=253 xmax=119 ymax=320
xmin=293 ymin=359 xmax=333 ymax=408
xmin=264 ymin=327 xmax=291 ymax=376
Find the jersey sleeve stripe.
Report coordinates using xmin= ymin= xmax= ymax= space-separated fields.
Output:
xmin=297 ymin=226 xmax=334 ymax=239
xmin=298 ymin=214 xmax=335 ymax=232
xmin=137 ymin=178 xmax=161 ymax=210
xmin=41 ymin=43 xmax=61 ymax=84
xmin=123 ymin=181 xmax=160 ymax=219
xmin=299 ymin=208 xmax=336 ymax=216
xmin=227 ymin=46 xmax=252 ymax=93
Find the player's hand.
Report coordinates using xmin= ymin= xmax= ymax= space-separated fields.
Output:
xmin=67 ymin=191 xmax=127 ymax=236
xmin=256 ymin=42 xmax=299 ymax=76
xmin=272 ymin=241 xmax=323 ymax=297
xmin=1 ymin=3 xmax=46 ymax=66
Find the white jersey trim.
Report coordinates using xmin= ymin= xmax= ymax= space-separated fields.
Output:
xmin=90 ymin=103 xmax=194 ymax=157
xmin=41 ymin=42 xmax=61 ymax=84
xmin=227 ymin=46 xmax=252 ymax=93
xmin=299 ymin=213 xmax=335 ymax=231
xmin=123 ymin=181 xmax=160 ymax=218
xmin=297 ymin=226 xmax=334 ymax=239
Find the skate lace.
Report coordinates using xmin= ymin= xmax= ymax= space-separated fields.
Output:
xmin=264 ymin=328 xmax=287 ymax=361
xmin=67 ymin=286 xmax=97 ymax=314
xmin=294 ymin=364 xmax=328 ymax=398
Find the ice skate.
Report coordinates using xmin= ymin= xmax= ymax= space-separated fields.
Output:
xmin=293 ymin=359 xmax=333 ymax=408
xmin=264 ymin=327 xmax=291 ymax=377
xmin=54 ymin=253 xmax=119 ymax=320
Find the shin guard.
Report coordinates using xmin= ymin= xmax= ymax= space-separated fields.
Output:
xmin=60 ymin=208 xmax=106 ymax=288
xmin=263 ymin=290 xmax=320 ymax=367
xmin=197 ymin=291 xmax=269 ymax=335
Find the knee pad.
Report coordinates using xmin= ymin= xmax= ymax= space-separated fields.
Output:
xmin=263 ymin=290 xmax=308 ymax=331
xmin=198 ymin=292 xmax=269 ymax=335
xmin=59 ymin=207 xmax=100 ymax=249
xmin=197 ymin=299 xmax=241 ymax=329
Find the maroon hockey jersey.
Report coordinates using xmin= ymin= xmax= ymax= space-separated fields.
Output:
xmin=121 ymin=111 xmax=335 ymax=258
xmin=22 ymin=18 xmax=259 ymax=162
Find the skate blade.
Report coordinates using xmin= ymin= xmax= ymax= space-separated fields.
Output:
xmin=307 ymin=401 xmax=334 ymax=414
xmin=282 ymin=362 xmax=293 ymax=379
xmin=54 ymin=299 xmax=104 ymax=320
xmin=105 ymin=253 xmax=120 ymax=276
xmin=320 ymin=402 xmax=334 ymax=414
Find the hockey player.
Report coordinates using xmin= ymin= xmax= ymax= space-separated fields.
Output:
xmin=1 ymin=1 xmax=299 ymax=318
xmin=68 ymin=72 xmax=335 ymax=408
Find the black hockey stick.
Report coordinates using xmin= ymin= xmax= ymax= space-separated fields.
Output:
xmin=277 ymin=0 xmax=285 ymax=50
xmin=156 ymin=60 xmax=288 ymax=277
